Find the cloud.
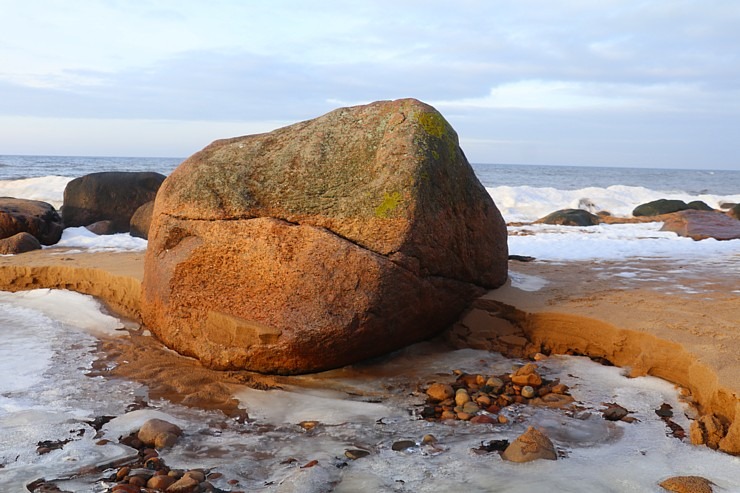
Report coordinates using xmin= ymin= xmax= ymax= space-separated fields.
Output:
xmin=1 ymin=1 xmax=739 ymax=167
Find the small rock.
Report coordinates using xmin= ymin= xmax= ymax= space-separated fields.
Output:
xmin=345 ymin=449 xmax=370 ymax=460
xmin=498 ymin=415 xmax=509 ymax=424
xmin=485 ymin=377 xmax=504 ymax=390
xmin=470 ymin=414 xmax=498 ymax=425
xmin=455 ymin=389 xmax=471 ymax=407
xmin=421 ymin=434 xmax=437 ymax=444
xmin=659 ymin=475 xmax=714 ymax=493
xmin=510 ymin=363 xmax=543 ymax=386
xmin=501 ymin=426 xmax=557 ymax=462
xmin=138 ymin=418 xmax=182 ymax=449
xmin=462 ymin=401 xmax=480 ymax=414
xmin=456 ymin=411 xmax=473 ymax=421
xmin=166 ymin=474 xmax=199 ymax=492
xmin=391 ymin=440 xmax=417 ymax=451
xmin=147 ymin=475 xmax=176 ymax=490
xmin=298 ymin=420 xmax=319 ymax=431
xmin=602 ymin=403 xmax=630 ymax=421
xmin=426 ymin=383 xmax=454 ymax=402
xmin=475 ymin=394 xmax=492 ymax=407
xmin=185 ymin=470 xmax=206 ymax=483
xmin=112 ymin=485 xmax=142 ymax=493
xmin=521 ymin=386 xmax=536 ymax=398
xmin=551 ymin=383 xmax=569 ymax=394
xmin=0 ymin=232 xmax=42 ymax=255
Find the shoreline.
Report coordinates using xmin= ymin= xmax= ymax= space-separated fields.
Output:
xmin=0 ymin=249 xmax=738 ymax=455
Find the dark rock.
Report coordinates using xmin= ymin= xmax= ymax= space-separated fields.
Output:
xmin=718 ymin=201 xmax=736 ymax=210
xmin=687 ymin=200 xmax=714 ymax=211
xmin=130 ymin=201 xmax=155 ymax=239
xmin=660 ymin=210 xmax=740 ymax=240
xmin=536 ymin=208 xmax=600 ymax=226
xmin=602 ymin=403 xmax=630 ymax=421
xmin=633 ymin=199 xmax=689 ymax=217
xmin=0 ymin=232 xmax=41 ymax=254
xmin=142 ymin=98 xmax=508 ymax=374
xmin=86 ymin=220 xmax=117 ymax=235
xmin=729 ymin=203 xmax=740 ymax=220
xmin=345 ymin=449 xmax=370 ymax=460
xmin=391 ymin=440 xmax=417 ymax=451
xmin=62 ymin=172 xmax=165 ymax=233
xmin=0 ymin=197 xmax=63 ymax=245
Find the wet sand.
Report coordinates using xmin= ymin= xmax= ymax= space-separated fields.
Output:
xmin=0 ymin=249 xmax=737 ymax=454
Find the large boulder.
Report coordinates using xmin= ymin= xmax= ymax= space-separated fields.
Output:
xmin=633 ymin=199 xmax=689 ymax=217
xmin=0 ymin=197 xmax=63 ymax=245
xmin=660 ymin=210 xmax=740 ymax=240
xmin=142 ymin=98 xmax=508 ymax=374
xmin=61 ymin=172 xmax=166 ymax=233
xmin=536 ymin=208 xmax=600 ymax=226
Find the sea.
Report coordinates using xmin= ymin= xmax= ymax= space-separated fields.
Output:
xmin=1 ymin=155 xmax=739 ymax=492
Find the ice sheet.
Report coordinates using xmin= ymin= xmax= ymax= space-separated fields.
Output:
xmin=47 ymin=226 xmax=148 ymax=252
xmin=509 ymin=222 xmax=740 ymax=261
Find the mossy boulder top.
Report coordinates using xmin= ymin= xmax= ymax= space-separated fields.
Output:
xmin=155 ymin=98 xmax=506 ymax=286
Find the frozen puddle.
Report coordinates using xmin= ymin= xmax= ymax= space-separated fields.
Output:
xmin=1 ymin=290 xmax=739 ymax=492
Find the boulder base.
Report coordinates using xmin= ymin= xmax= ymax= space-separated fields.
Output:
xmin=142 ymin=98 xmax=508 ymax=374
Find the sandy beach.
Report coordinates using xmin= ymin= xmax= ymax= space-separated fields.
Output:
xmin=1 ymin=248 xmax=738 ymax=458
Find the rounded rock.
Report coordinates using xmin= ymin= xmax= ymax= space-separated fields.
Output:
xmin=455 ymin=389 xmax=471 ymax=407
xmin=462 ymin=401 xmax=480 ymax=414
xmin=501 ymin=426 xmax=557 ymax=462
xmin=659 ymin=475 xmax=714 ymax=493
xmin=426 ymin=383 xmax=455 ymax=402
xmin=147 ymin=475 xmax=176 ymax=490
xmin=521 ymin=386 xmax=536 ymax=398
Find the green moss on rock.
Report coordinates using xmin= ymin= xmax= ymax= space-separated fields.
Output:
xmin=417 ymin=111 xmax=449 ymax=139
xmin=375 ymin=191 xmax=403 ymax=218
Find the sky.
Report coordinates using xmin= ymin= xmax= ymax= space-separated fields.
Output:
xmin=1 ymin=1 xmax=739 ymax=169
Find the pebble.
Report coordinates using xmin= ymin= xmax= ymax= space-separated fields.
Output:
xmin=112 ymin=485 xmax=141 ymax=493
xmin=392 ymin=440 xmax=417 ymax=451
xmin=345 ymin=449 xmax=370 ymax=460
xmin=426 ymin=382 xmax=455 ymax=402
xmin=137 ymin=418 xmax=183 ymax=449
xmin=455 ymin=389 xmax=471 ymax=407
xmin=147 ymin=474 xmax=176 ymax=490
xmin=298 ymin=420 xmax=319 ymax=431
xmin=166 ymin=474 xmax=199 ymax=492
xmin=521 ymin=385 xmax=536 ymax=398
xmin=485 ymin=377 xmax=504 ymax=389
xmin=185 ymin=470 xmax=206 ymax=483
xmin=421 ymin=434 xmax=437 ymax=444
